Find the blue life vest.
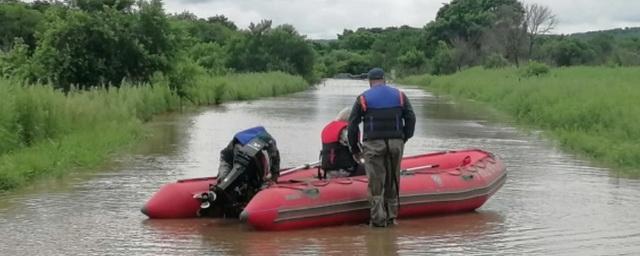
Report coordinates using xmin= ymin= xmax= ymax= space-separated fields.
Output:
xmin=234 ymin=126 xmax=267 ymax=145
xmin=219 ymin=126 xmax=272 ymax=191
xmin=358 ymin=85 xmax=405 ymax=140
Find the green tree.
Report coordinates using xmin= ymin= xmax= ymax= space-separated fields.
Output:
xmin=368 ymin=26 xmax=424 ymax=72
xmin=432 ymin=41 xmax=457 ymax=75
xmin=543 ymin=38 xmax=595 ymax=66
xmin=589 ymin=34 xmax=615 ymax=64
xmin=397 ymin=47 xmax=426 ymax=74
xmin=135 ymin=0 xmax=175 ymax=73
xmin=0 ymin=38 xmax=32 ymax=80
xmin=227 ymin=21 xmax=315 ymax=80
xmin=226 ymin=20 xmax=270 ymax=73
xmin=451 ymin=37 xmax=476 ymax=70
xmin=339 ymin=52 xmax=370 ymax=75
xmin=422 ymin=0 xmax=523 ymax=57
xmin=482 ymin=4 xmax=527 ymax=66
xmin=613 ymin=37 xmax=640 ymax=66
xmin=524 ymin=3 xmax=557 ymax=59
xmin=0 ymin=2 xmax=44 ymax=50
xmin=207 ymin=14 xmax=237 ymax=30
xmin=338 ymin=29 xmax=377 ymax=52
xmin=172 ymin=10 xmax=197 ymax=21
xmin=319 ymin=49 xmax=370 ymax=77
xmin=70 ymin=0 xmax=135 ymax=12
xmin=30 ymin=0 xmax=176 ymax=90
xmin=188 ymin=42 xmax=227 ymax=74
xmin=264 ymin=24 xmax=315 ymax=79
xmin=483 ymin=53 xmax=510 ymax=68
xmin=170 ymin=12 xmax=235 ymax=45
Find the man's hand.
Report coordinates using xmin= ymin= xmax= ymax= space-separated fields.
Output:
xmin=352 ymin=153 xmax=364 ymax=164
xmin=261 ymin=180 xmax=276 ymax=190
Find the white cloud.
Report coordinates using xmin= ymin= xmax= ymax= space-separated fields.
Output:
xmin=523 ymin=0 xmax=640 ymax=34
xmin=163 ymin=0 xmax=640 ymax=38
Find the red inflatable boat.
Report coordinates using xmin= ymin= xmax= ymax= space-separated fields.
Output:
xmin=142 ymin=149 xmax=506 ymax=231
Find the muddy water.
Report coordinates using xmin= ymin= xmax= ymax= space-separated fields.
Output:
xmin=1 ymin=79 xmax=640 ymax=255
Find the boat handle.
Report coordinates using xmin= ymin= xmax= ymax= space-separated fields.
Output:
xmin=311 ymin=180 xmax=330 ymax=187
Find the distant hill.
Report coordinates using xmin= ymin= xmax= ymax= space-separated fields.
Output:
xmin=570 ymin=27 xmax=640 ymax=40
xmin=313 ymin=27 xmax=640 ymax=43
xmin=311 ymin=39 xmax=338 ymax=44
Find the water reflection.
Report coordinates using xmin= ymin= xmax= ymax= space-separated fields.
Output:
xmin=142 ymin=211 xmax=504 ymax=256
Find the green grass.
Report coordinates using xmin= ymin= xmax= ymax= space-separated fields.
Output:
xmin=401 ymin=66 xmax=640 ymax=174
xmin=0 ymin=72 xmax=308 ymax=191
xmin=185 ymin=72 xmax=309 ymax=105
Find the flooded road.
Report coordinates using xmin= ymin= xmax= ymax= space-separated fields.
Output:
xmin=1 ymin=79 xmax=640 ymax=255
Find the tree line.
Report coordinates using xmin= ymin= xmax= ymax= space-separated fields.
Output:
xmin=0 ymin=0 xmax=316 ymax=92
xmin=315 ymin=0 xmax=640 ymax=77
xmin=1 ymin=0 xmax=639 ymax=90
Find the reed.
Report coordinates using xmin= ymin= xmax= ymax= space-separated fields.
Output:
xmin=401 ymin=66 xmax=640 ymax=173
xmin=0 ymin=72 xmax=309 ymax=190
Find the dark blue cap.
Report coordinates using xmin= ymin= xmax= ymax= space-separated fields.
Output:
xmin=367 ymin=68 xmax=384 ymax=80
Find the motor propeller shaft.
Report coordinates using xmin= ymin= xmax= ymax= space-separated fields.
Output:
xmin=194 ymin=191 xmax=217 ymax=209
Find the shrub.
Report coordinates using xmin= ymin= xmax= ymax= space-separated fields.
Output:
xmin=483 ymin=53 xmax=510 ymax=69
xmin=520 ymin=61 xmax=550 ymax=77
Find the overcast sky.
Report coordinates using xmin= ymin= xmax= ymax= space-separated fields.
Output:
xmin=163 ymin=0 xmax=640 ymax=39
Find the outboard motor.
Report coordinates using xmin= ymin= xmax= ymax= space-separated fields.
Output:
xmin=195 ymin=138 xmax=271 ymax=218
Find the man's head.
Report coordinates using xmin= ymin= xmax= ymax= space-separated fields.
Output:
xmin=367 ymin=68 xmax=385 ymax=87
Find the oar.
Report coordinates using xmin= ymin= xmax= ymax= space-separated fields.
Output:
xmin=280 ymin=161 xmax=321 ymax=176
xmin=281 ymin=162 xmax=436 ymax=176
xmin=401 ymin=164 xmax=440 ymax=173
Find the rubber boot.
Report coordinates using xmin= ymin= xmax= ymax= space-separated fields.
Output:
xmin=369 ymin=196 xmax=387 ymax=227
xmin=385 ymin=198 xmax=399 ymax=226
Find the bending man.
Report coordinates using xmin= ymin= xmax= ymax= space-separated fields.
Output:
xmin=320 ymin=107 xmax=361 ymax=179
xmin=208 ymin=126 xmax=280 ymax=217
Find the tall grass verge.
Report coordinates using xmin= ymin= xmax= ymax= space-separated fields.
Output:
xmin=0 ymin=72 xmax=308 ymax=191
xmin=401 ymin=66 xmax=640 ymax=174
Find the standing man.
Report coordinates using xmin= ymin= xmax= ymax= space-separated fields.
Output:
xmin=347 ymin=68 xmax=416 ymax=227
